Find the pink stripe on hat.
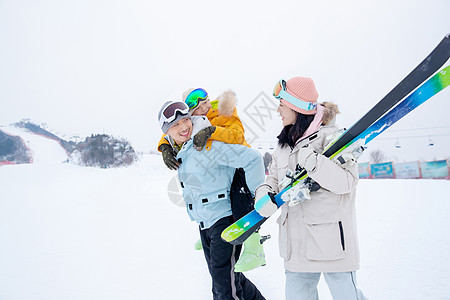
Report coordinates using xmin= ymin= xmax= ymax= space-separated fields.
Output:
xmin=284 ymin=77 xmax=319 ymax=115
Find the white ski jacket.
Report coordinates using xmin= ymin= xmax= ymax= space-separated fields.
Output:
xmin=258 ymin=103 xmax=360 ymax=272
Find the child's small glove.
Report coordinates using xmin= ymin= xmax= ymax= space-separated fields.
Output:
xmin=159 ymin=144 xmax=180 ymax=170
xmin=193 ymin=126 xmax=216 ymax=151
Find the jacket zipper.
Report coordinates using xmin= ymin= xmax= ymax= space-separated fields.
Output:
xmin=338 ymin=221 xmax=345 ymax=251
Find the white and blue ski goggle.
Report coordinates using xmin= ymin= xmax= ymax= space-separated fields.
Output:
xmin=273 ymin=79 xmax=317 ymax=112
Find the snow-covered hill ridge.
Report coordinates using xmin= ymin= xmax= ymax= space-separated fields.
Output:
xmin=0 ymin=123 xmax=138 ymax=168
xmin=1 ymin=125 xmax=68 ymax=164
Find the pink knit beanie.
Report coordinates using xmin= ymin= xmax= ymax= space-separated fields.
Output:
xmin=281 ymin=77 xmax=319 ymax=115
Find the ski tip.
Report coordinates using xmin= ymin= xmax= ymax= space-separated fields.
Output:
xmin=220 ymin=233 xmax=242 ymax=245
xmin=446 ymin=33 xmax=450 ymax=39
xmin=221 ymin=232 xmax=231 ymax=243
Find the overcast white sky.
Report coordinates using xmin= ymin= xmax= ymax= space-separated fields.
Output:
xmin=0 ymin=0 xmax=449 ymax=161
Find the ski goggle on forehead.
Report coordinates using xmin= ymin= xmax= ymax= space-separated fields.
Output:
xmin=273 ymin=80 xmax=317 ymax=112
xmin=158 ymin=101 xmax=190 ymax=128
xmin=185 ymin=88 xmax=209 ymax=109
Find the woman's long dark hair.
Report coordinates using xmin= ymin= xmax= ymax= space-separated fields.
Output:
xmin=277 ymin=113 xmax=315 ymax=148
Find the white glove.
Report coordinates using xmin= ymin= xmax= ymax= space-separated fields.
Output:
xmin=281 ymin=182 xmax=311 ymax=206
xmin=333 ymin=138 xmax=365 ymax=168
xmin=297 ymin=145 xmax=318 ymax=172
xmin=254 ymin=184 xmax=278 ymax=217
xmin=278 ymin=169 xmax=295 ymax=191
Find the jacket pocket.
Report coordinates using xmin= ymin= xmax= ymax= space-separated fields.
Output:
xmin=199 ymin=189 xmax=229 ymax=205
xmin=305 ymin=221 xmax=345 ymax=261
xmin=197 ymin=189 xmax=230 ymax=219
xmin=276 ymin=209 xmax=291 ymax=260
xmin=276 ymin=156 xmax=289 ymax=183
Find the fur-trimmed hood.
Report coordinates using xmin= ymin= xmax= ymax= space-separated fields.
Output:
xmin=321 ymin=102 xmax=340 ymax=125
xmin=215 ymin=89 xmax=237 ymax=117
xmin=294 ymin=101 xmax=340 ymax=143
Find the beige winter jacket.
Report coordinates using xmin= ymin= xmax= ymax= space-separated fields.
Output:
xmin=260 ymin=103 xmax=360 ymax=273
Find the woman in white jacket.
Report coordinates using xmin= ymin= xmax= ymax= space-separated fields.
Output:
xmin=254 ymin=77 xmax=366 ymax=300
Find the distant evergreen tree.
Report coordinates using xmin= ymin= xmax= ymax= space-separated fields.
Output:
xmin=75 ymin=134 xmax=138 ymax=168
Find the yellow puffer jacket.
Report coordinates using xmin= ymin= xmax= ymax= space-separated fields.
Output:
xmin=157 ymin=90 xmax=250 ymax=151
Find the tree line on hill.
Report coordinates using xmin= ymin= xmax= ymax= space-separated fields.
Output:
xmin=0 ymin=121 xmax=138 ymax=168
xmin=0 ymin=129 xmax=32 ymax=164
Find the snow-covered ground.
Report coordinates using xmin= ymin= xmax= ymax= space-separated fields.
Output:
xmin=0 ymin=133 xmax=449 ymax=299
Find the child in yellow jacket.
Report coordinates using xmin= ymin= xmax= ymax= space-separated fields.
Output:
xmin=157 ymin=89 xmax=249 ymax=167
xmin=157 ymin=88 xmax=266 ymax=273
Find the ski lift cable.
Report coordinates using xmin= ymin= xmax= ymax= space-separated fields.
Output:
xmin=376 ymin=133 xmax=450 ymax=140
xmin=386 ymin=125 xmax=450 ymax=132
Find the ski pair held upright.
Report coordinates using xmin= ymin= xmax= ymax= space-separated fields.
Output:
xmin=221 ymin=34 xmax=450 ymax=245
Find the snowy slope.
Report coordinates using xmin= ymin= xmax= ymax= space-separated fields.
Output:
xmin=0 ymin=125 xmax=68 ymax=164
xmin=0 ymin=155 xmax=450 ymax=299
